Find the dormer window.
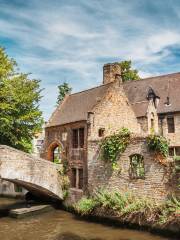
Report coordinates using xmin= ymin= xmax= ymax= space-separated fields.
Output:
xmin=147 ymin=87 xmax=156 ymax=100
xmin=147 ymin=87 xmax=159 ymax=107
xmin=164 ymin=97 xmax=171 ymax=106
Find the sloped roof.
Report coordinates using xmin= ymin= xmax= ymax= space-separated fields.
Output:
xmin=47 ymin=83 xmax=111 ymax=127
xmin=47 ymin=72 xmax=180 ymax=127
xmin=123 ymin=72 xmax=180 ymax=117
xmin=131 ymin=102 xmax=149 ymax=118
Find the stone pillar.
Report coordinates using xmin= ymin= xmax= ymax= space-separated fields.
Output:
xmin=76 ymin=168 xmax=79 ymax=189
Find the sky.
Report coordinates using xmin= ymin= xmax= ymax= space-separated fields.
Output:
xmin=0 ymin=0 xmax=180 ymax=120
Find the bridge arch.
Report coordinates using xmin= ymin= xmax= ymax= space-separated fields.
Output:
xmin=0 ymin=145 xmax=63 ymax=200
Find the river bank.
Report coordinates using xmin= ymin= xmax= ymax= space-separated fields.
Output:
xmin=0 ymin=197 xmax=172 ymax=240
xmin=62 ymin=190 xmax=180 ymax=238
xmin=63 ymin=206 xmax=179 ymax=239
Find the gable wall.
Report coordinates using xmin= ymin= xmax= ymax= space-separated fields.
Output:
xmin=88 ymin=82 xmax=141 ymax=141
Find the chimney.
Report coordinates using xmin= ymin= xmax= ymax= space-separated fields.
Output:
xmin=103 ymin=62 xmax=121 ymax=85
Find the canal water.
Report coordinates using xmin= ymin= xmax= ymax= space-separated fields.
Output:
xmin=0 ymin=198 xmax=174 ymax=240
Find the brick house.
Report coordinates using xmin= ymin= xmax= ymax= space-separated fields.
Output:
xmin=42 ymin=63 xmax=180 ymax=202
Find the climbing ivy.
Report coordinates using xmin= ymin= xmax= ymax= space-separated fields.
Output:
xmin=147 ymin=134 xmax=169 ymax=158
xmin=100 ymin=128 xmax=131 ymax=169
xmin=57 ymin=158 xmax=70 ymax=199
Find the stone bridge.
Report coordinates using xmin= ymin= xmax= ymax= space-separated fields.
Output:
xmin=0 ymin=145 xmax=63 ymax=200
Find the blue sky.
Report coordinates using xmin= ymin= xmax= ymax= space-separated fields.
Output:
xmin=0 ymin=0 xmax=180 ymax=120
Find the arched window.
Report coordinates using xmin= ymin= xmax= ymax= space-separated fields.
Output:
xmin=53 ymin=145 xmax=63 ymax=164
xmin=129 ymin=154 xmax=145 ymax=179
xmin=47 ymin=142 xmax=63 ymax=163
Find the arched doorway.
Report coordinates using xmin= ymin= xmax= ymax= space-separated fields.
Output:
xmin=47 ymin=141 xmax=63 ymax=163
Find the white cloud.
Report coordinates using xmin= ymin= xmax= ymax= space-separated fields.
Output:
xmin=0 ymin=0 xmax=180 ymax=119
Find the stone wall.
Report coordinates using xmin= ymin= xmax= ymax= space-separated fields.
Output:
xmin=160 ymin=113 xmax=180 ymax=146
xmin=137 ymin=117 xmax=148 ymax=133
xmin=88 ymin=138 xmax=174 ymax=202
xmin=88 ymin=82 xmax=141 ymax=141
xmin=42 ymin=121 xmax=88 ymax=191
xmin=0 ymin=179 xmax=26 ymax=198
xmin=0 ymin=145 xmax=63 ymax=200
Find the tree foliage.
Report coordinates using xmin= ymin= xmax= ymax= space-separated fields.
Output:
xmin=0 ymin=47 xmax=43 ymax=152
xmin=57 ymin=82 xmax=72 ymax=105
xmin=119 ymin=60 xmax=140 ymax=82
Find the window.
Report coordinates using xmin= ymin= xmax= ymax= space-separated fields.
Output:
xmin=71 ymin=168 xmax=76 ymax=188
xmin=62 ymin=132 xmax=67 ymax=141
xmin=176 ymin=147 xmax=180 ymax=156
xmin=72 ymin=128 xmax=84 ymax=148
xmin=14 ymin=184 xmax=22 ymax=193
xmin=167 ymin=116 xmax=175 ymax=133
xmin=151 ymin=118 xmax=154 ymax=131
xmin=53 ymin=146 xmax=62 ymax=163
xmin=129 ymin=154 xmax=145 ymax=179
xmin=169 ymin=147 xmax=180 ymax=156
xmin=169 ymin=147 xmax=174 ymax=157
xmin=71 ymin=168 xmax=83 ymax=189
xmin=79 ymin=169 xmax=84 ymax=189
xmin=98 ymin=128 xmax=105 ymax=137
xmin=2 ymin=184 xmax=7 ymax=192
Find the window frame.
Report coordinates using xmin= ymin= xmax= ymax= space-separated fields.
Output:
xmin=167 ymin=116 xmax=175 ymax=133
xmin=98 ymin=128 xmax=105 ymax=137
xmin=71 ymin=168 xmax=83 ymax=189
xmin=72 ymin=128 xmax=85 ymax=149
xmin=129 ymin=154 xmax=145 ymax=179
xmin=169 ymin=146 xmax=180 ymax=156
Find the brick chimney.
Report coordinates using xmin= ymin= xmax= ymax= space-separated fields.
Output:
xmin=103 ymin=62 xmax=121 ymax=85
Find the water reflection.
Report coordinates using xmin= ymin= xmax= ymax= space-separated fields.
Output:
xmin=55 ymin=232 xmax=103 ymax=240
xmin=0 ymin=198 xmax=172 ymax=240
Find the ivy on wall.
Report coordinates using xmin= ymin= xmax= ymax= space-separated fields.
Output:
xmin=147 ymin=135 xmax=169 ymax=160
xmin=57 ymin=159 xmax=70 ymax=199
xmin=100 ymin=128 xmax=131 ymax=169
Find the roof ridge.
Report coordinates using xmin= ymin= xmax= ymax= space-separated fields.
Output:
xmin=69 ymin=82 xmax=113 ymax=97
xmin=131 ymin=100 xmax=148 ymax=105
xmin=123 ymin=72 xmax=180 ymax=85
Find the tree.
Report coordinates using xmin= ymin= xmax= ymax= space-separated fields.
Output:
xmin=0 ymin=47 xmax=43 ymax=152
xmin=57 ymin=82 xmax=72 ymax=105
xmin=119 ymin=60 xmax=140 ymax=82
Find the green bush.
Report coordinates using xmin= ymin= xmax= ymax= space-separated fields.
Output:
xmin=74 ymin=189 xmax=180 ymax=227
xmin=74 ymin=197 xmax=98 ymax=215
xmin=158 ymin=196 xmax=180 ymax=224
xmin=147 ymin=134 xmax=169 ymax=157
xmin=100 ymin=128 xmax=131 ymax=169
xmin=122 ymin=198 xmax=156 ymax=215
xmin=94 ymin=188 xmax=131 ymax=211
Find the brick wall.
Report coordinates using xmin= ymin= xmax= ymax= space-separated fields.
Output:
xmin=42 ymin=121 xmax=88 ymax=192
xmin=88 ymin=82 xmax=141 ymax=141
xmin=160 ymin=113 xmax=180 ymax=146
xmin=88 ymin=138 xmax=174 ymax=202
